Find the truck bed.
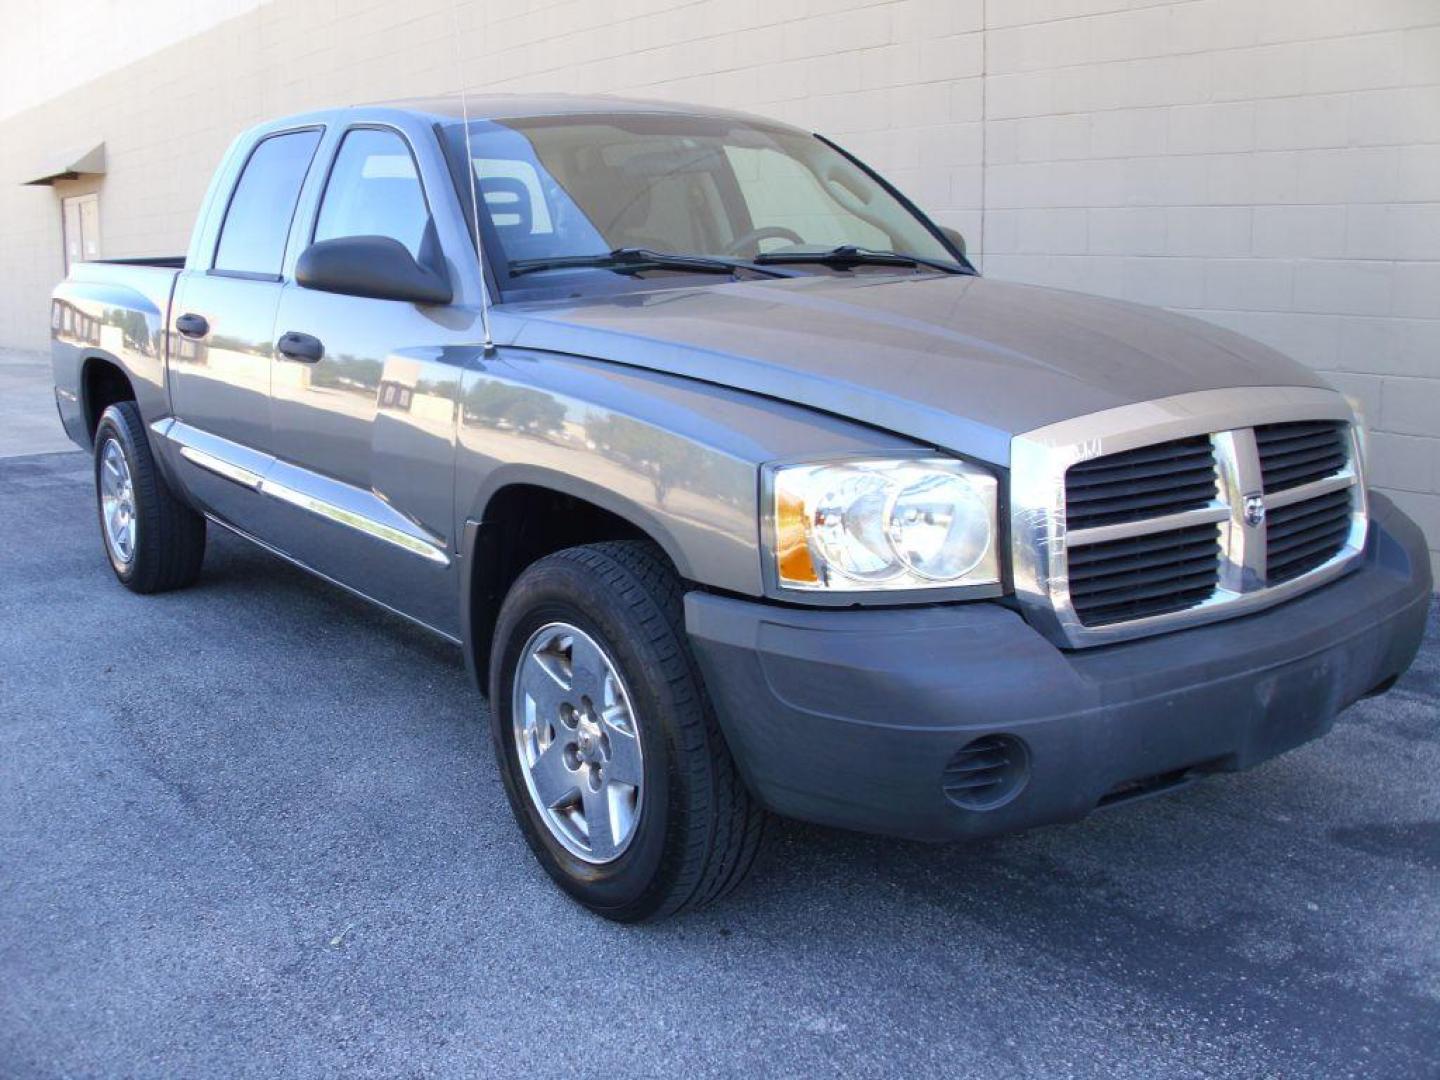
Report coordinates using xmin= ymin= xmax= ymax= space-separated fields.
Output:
xmin=92 ymin=256 xmax=186 ymax=269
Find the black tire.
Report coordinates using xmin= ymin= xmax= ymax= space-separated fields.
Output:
xmin=93 ymin=401 xmax=207 ymax=593
xmin=489 ymin=540 xmax=767 ymax=922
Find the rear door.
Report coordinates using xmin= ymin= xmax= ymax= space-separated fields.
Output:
xmin=265 ymin=124 xmax=470 ymax=635
xmin=166 ymin=127 xmax=322 ymax=526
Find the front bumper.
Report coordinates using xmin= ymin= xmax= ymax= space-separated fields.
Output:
xmin=684 ymin=493 xmax=1432 ymax=841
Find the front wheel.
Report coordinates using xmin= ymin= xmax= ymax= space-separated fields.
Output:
xmin=93 ymin=402 xmax=206 ymax=593
xmin=489 ymin=541 xmax=767 ymax=921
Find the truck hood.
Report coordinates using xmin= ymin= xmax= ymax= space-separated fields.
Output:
xmin=507 ymin=273 xmax=1330 ymax=466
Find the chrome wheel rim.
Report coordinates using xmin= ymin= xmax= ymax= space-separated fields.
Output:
xmin=511 ymin=622 xmax=644 ymax=864
xmin=99 ymin=438 xmax=137 ymax=565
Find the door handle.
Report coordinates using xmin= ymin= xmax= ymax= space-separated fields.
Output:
xmin=175 ymin=313 xmax=209 ymax=338
xmin=277 ymin=331 xmax=324 ymax=363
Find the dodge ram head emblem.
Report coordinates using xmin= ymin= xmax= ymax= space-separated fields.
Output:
xmin=1244 ymin=494 xmax=1266 ymax=527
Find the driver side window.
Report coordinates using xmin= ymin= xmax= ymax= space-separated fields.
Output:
xmin=724 ymin=146 xmax=889 ymax=251
xmin=314 ymin=128 xmax=431 ymax=259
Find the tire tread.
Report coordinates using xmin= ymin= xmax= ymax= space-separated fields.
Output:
xmin=96 ymin=402 xmax=206 ymax=593
xmin=496 ymin=540 xmax=767 ymax=920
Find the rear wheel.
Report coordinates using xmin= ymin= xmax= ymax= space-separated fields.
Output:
xmin=489 ymin=541 xmax=767 ymax=921
xmin=93 ymin=402 xmax=206 ymax=593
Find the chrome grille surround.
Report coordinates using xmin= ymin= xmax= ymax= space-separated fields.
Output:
xmin=1011 ymin=387 xmax=1368 ymax=649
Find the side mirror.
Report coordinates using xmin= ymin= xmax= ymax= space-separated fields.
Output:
xmin=296 ymin=235 xmax=452 ymax=305
xmin=939 ymin=226 xmax=967 ymax=258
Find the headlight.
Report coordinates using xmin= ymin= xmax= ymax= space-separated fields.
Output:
xmin=770 ymin=457 xmax=1000 ymax=592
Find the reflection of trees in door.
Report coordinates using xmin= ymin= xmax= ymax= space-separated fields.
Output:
xmin=62 ymin=194 xmax=100 ymax=272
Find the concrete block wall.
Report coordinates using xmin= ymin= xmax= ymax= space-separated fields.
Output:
xmin=975 ymin=0 xmax=1440 ymax=579
xmin=0 ymin=0 xmax=1436 ymax=573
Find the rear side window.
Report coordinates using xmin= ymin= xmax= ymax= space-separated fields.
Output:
xmin=313 ymin=128 xmax=430 ymax=258
xmin=213 ymin=129 xmax=322 ymax=277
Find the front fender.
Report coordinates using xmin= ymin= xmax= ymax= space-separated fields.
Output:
xmin=468 ymin=462 xmax=701 ymax=582
xmin=451 ymin=345 xmax=927 ymax=690
xmin=455 ymin=348 xmax=777 ymax=597
xmin=454 ymin=345 xmax=928 ymax=596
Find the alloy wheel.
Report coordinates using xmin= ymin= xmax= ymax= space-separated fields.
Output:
xmin=99 ymin=437 xmax=137 ymax=565
xmin=511 ymin=622 xmax=645 ymax=864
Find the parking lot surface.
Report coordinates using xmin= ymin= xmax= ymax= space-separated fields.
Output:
xmin=0 ymin=351 xmax=73 ymax=458
xmin=2 ymin=448 xmax=1437 ymax=1079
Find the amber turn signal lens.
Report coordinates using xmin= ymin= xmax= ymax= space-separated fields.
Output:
xmin=775 ymin=487 xmax=819 ymax=585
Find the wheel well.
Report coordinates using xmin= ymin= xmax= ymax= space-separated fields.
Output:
xmin=468 ymin=485 xmax=660 ymax=688
xmin=82 ymin=357 xmax=136 ymax=440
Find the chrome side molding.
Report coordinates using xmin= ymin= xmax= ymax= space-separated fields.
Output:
xmin=263 ymin=477 xmax=450 ymax=565
xmin=152 ymin=418 xmax=451 ymax=567
xmin=179 ymin=444 xmax=264 ymax=490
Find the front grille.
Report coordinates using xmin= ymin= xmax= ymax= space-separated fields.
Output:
xmin=1267 ymin=487 xmax=1353 ymax=584
xmin=1068 ymin=523 xmax=1221 ymax=626
xmin=1064 ymin=434 xmax=1222 ymax=627
xmin=1064 ymin=435 xmax=1216 ymax=530
xmin=1256 ymin=420 xmax=1348 ymax=493
xmin=1022 ymin=404 xmax=1366 ymax=647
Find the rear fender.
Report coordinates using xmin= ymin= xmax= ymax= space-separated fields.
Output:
xmin=51 ymin=267 xmax=178 ymax=449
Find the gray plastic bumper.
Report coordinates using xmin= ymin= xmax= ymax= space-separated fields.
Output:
xmin=684 ymin=494 xmax=1432 ymax=841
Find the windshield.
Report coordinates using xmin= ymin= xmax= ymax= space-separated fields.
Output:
xmin=440 ymin=113 xmax=961 ymax=292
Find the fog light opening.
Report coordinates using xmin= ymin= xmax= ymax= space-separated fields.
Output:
xmin=942 ymin=734 xmax=1030 ymax=811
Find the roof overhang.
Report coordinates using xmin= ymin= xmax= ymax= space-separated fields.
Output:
xmin=22 ymin=142 xmax=106 ymax=186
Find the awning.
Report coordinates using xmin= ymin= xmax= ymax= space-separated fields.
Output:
xmin=22 ymin=142 xmax=106 ymax=186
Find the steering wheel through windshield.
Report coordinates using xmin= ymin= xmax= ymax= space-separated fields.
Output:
xmin=722 ymin=225 xmax=805 ymax=257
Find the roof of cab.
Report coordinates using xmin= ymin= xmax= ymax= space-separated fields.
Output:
xmin=353 ymin=92 xmax=797 ymax=128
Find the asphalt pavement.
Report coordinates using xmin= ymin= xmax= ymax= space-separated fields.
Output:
xmin=2 ymin=446 xmax=1437 ymax=1079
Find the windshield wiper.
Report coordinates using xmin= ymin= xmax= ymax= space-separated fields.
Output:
xmin=754 ymin=244 xmax=969 ymax=274
xmin=507 ymin=248 xmax=789 ymax=280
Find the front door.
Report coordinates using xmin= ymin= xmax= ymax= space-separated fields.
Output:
xmin=267 ymin=126 xmax=469 ymax=635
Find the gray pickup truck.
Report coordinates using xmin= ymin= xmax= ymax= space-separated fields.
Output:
xmin=52 ymin=95 xmax=1431 ymax=921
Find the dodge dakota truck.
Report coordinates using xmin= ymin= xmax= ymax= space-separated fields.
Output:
xmin=52 ymin=95 xmax=1432 ymax=921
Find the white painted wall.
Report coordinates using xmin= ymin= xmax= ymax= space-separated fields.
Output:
xmin=1 ymin=0 xmax=1436 ymax=569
